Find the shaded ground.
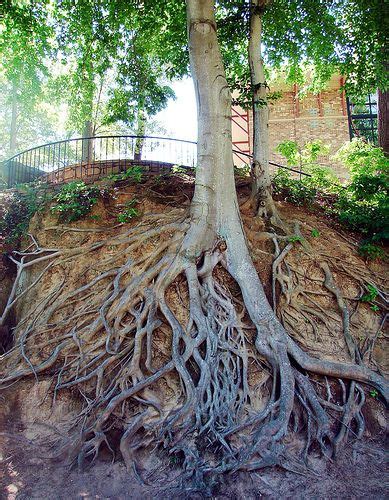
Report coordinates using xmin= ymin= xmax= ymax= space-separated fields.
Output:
xmin=0 ymin=427 xmax=387 ymax=499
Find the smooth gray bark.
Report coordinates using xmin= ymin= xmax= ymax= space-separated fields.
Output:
xmin=378 ymin=88 xmax=388 ymax=155
xmin=248 ymin=0 xmax=277 ymax=218
xmin=81 ymin=120 xmax=94 ymax=163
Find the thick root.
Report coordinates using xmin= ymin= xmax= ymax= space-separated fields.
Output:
xmin=0 ymin=213 xmax=387 ymax=487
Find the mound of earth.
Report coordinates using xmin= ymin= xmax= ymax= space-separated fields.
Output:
xmin=0 ymin=173 xmax=387 ymax=498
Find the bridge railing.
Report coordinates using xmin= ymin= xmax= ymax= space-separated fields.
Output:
xmin=4 ymin=135 xmax=198 ymax=188
xmin=2 ymin=134 xmax=311 ymax=188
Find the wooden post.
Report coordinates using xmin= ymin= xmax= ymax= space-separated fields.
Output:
xmin=293 ymin=83 xmax=300 ymax=117
xmin=317 ymin=92 xmax=323 ymax=117
xmin=340 ymin=76 xmax=346 ymax=117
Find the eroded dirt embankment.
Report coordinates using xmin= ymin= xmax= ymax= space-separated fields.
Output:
xmin=0 ymin=175 xmax=387 ymax=499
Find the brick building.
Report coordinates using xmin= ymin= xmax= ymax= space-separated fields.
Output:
xmin=232 ymin=74 xmax=351 ymax=178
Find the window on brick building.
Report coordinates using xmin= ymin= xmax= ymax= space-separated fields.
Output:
xmin=347 ymin=93 xmax=378 ymax=144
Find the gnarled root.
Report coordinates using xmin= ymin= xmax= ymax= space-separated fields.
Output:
xmin=0 ymin=214 xmax=387 ymax=489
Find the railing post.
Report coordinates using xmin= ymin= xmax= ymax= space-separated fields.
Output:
xmin=5 ymin=160 xmax=11 ymax=188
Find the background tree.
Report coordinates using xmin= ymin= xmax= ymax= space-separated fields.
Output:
xmin=101 ymin=32 xmax=175 ymax=159
xmin=218 ymin=0 xmax=388 ymax=214
xmin=0 ymin=0 xmax=53 ymax=156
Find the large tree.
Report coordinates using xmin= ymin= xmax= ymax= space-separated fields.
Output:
xmin=0 ymin=0 xmax=387 ymax=490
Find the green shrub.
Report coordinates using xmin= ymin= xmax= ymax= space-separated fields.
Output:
xmin=117 ymin=199 xmax=139 ymax=223
xmin=274 ymin=139 xmax=389 ymax=245
xmin=358 ymin=243 xmax=386 ymax=261
xmin=51 ymin=181 xmax=100 ymax=222
xmin=273 ymin=168 xmax=317 ymax=205
xmin=334 ymin=139 xmax=388 ymax=242
xmin=0 ymin=183 xmax=51 ymax=245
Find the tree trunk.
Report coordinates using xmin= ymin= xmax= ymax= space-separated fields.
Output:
xmin=187 ymin=0 xmax=236 ymax=239
xmin=9 ymin=82 xmax=18 ymax=156
xmin=248 ymin=0 xmax=278 ymax=220
xmin=81 ymin=120 xmax=94 ymax=163
xmin=378 ymin=88 xmax=388 ymax=155
xmin=134 ymin=109 xmax=146 ymax=161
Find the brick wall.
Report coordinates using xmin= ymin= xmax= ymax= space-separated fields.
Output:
xmin=233 ymin=74 xmax=351 ymax=179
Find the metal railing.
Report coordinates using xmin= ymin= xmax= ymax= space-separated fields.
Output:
xmin=232 ymin=149 xmax=311 ymax=178
xmin=4 ymin=135 xmax=198 ymax=188
xmin=2 ymin=134 xmax=312 ymax=189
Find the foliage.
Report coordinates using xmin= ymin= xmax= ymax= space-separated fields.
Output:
xmin=358 ymin=243 xmax=386 ymax=261
xmin=360 ymin=284 xmax=380 ymax=312
xmin=53 ymin=1 xmax=178 ymax=135
xmin=0 ymin=0 xmax=54 ymax=156
xmin=333 ymin=0 xmax=388 ymax=97
xmin=287 ymin=235 xmax=304 ymax=244
xmin=234 ymin=164 xmax=250 ymax=176
xmin=51 ymin=181 xmax=100 ymax=223
xmin=334 ymin=140 xmax=388 ymax=242
xmin=273 ymin=168 xmax=317 ymax=206
xmin=105 ymin=166 xmax=143 ymax=183
xmin=360 ymin=284 xmax=379 ymax=303
xmin=117 ymin=199 xmax=139 ymax=223
xmin=311 ymin=228 xmax=320 ymax=238
xmin=369 ymin=389 xmax=379 ymax=399
xmin=0 ymin=183 xmax=50 ymax=245
xmin=171 ymin=165 xmax=188 ymax=175
xmin=274 ymin=139 xmax=389 ymax=245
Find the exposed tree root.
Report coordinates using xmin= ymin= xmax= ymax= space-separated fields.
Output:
xmin=0 ymin=207 xmax=387 ymax=492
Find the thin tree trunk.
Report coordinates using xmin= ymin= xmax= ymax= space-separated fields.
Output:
xmin=9 ymin=82 xmax=18 ymax=156
xmin=81 ymin=120 xmax=94 ymax=163
xmin=378 ymin=88 xmax=388 ymax=155
xmin=248 ymin=1 xmax=279 ymax=221
xmin=134 ymin=109 xmax=146 ymax=161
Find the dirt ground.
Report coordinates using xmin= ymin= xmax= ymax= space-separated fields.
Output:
xmin=0 ymin=175 xmax=388 ymax=499
xmin=0 ymin=431 xmax=387 ymax=499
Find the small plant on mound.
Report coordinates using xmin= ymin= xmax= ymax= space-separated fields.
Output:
xmin=360 ymin=284 xmax=380 ymax=312
xmin=105 ymin=166 xmax=143 ymax=183
xmin=171 ymin=165 xmax=187 ymax=175
xmin=117 ymin=199 xmax=139 ymax=223
xmin=358 ymin=242 xmax=386 ymax=261
xmin=51 ymin=181 xmax=100 ymax=223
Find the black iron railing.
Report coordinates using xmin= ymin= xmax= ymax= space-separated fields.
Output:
xmin=3 ymin=135 xmax=198 ymax=188
xmin=2 ymin=134 xmax=311 ymax=189
xmin=232 ymin=149 xmax=311 ymax=178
